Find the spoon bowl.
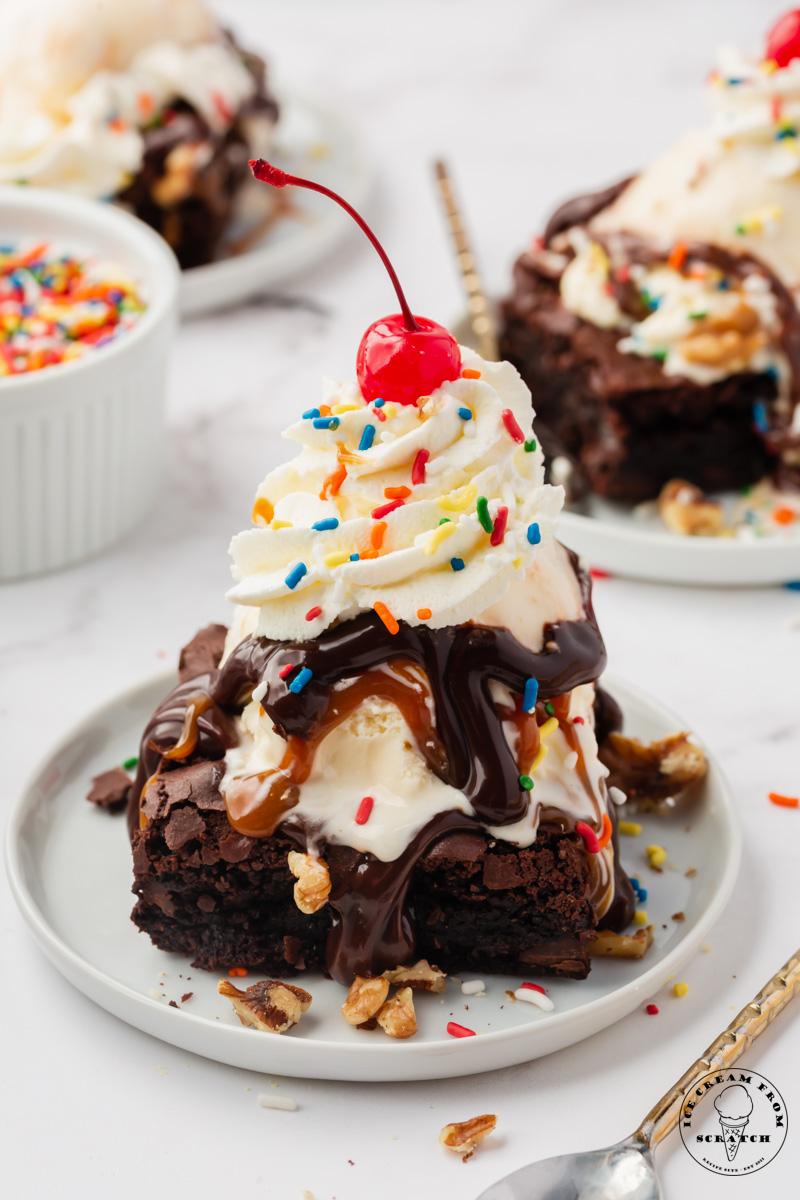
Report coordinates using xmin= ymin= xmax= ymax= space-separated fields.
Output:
xmin=476 ymin=1138 xmax=659 ymax=1200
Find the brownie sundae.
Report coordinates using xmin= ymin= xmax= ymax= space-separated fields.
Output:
xmin=0 ymin=0 xmax=278 ymax=267
xmin=500 ymin=10 xmax=800 ymax=505
xmin=112 ymin=167 xmax=666 ymax=1000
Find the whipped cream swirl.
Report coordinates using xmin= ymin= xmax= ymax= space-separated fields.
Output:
xmin=227 ymin=349 xmax=563 ymax=642
xmin=710 ymin=47 xmax=800 ymax=180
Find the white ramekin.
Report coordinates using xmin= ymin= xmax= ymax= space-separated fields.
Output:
xmin=0 ymin=186 xmax=180 ymax=581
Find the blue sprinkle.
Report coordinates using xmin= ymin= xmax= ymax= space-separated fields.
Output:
xmin=522 ymin=677 xmax=539 ymax=713
xmin=288 ymin=667 xmax=313 ymax=694
xmin=358 ymin=424 xmax=376 ymax=451
xmin=20 ymin=303 xmax=33 ymax=316
xmin=312 ymin=416 xmax=340 ymax=430
xmin=785 ymin=580 xmax=800 ymax=592
xmin=765 ymin=364 xmax=780 ymax=383
xmin=753 ymin=400 xmax=769 ymax=434
xmin=372 ymin=397 xmax=385 ymax=407
xmin=108 ymin=288 xmax=123 ymax=303
xmin=457 ymin=406 xmax=473 ymax=421
xmin=717 ymin=278 xmax=731 ymax=291
xmin=450 ymin=557 xmax=466 ymax=571
xmin=527 ymin=522 xmax=541 ymax=545
xmin=629 ymin=877 xmax=640 ymax=891
xmin=349 ymin=552 xmax=360 ymax=562
xmin=302 ymin=407 xmax=321 ymax=419
xmin=311 ymin=517 xmax=339 ymax=532
xmin=637 ymin=886 xmax=648 ymax=904
xmin=776 ymin=127 xmax=798 ymax=141
xmin=284 ymin=562 xmax=308 ymax=590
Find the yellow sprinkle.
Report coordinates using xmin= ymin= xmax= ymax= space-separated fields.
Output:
xmin=440 ymin=484 xmax=477 ymax=513
xmin=633 ymin=909 xmax=649 ymax=927
xmin=539 ymin=717 xmax=559 ymax=740
xmin=618 ymin=820 xmax=642 ymax=837
xmin=271 ymin=519 xmax=293 ymax=530
xmin=672 ymin=982 xmax=689 ymax=998
xmin=424 ymin=522 xmax=456 ymax=555
xmin=323 ymin=551 xmax=349 ymax=569
xmin=330 ymin=403 xmax=360 ymax=415
xmin=761 ymin=57 xmax=779 ymax=74
xmin=646 ymin=844 xmax=667 ymax=870
xmin=530 ymin=744 xmax=548 ymax=771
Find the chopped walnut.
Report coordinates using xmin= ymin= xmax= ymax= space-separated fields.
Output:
xmin=680 ymin=302 xmax=766 ymax=370
xmin=383 ymin=959 xmax=446 ymax=993
xmin=658 ymin=479 xmax=725 ymax=538
xmin=152 ymin=142 xmax=210 ymax=207
xmin=440 ymin=1114 xmax=497 ymax=1161
xmin=590 ymin=926 xmax=654 ymax=959
xmin=217 ymin=978 xmax=312 ymax=1034
xmin=600 ymin=731 xmax=707 ymax=810
xmin=341 ymin=975 xmax=390 ymax=1027
xmin=287 ymin=851 xmax=331 ymax=914
xmin=376 ymin=986 xmax=417 ymax=1039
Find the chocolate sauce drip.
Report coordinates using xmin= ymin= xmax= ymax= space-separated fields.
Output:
xmin=214 ymin=605 xmax=605 ymax=828
xmin=543 ymin=175 xmax=635 ymax=245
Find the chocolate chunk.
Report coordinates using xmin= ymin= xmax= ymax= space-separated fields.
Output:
xmin=86 ymin=767 xmax=131 ymax=812
xmin=178 ymin=624 xmax=228 ymax=683
xmin=163 ymin=807 xmax=206 ymax=851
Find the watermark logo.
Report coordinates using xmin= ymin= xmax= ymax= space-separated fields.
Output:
xmin=679 ymin=1069 xmax=788 ymax=1176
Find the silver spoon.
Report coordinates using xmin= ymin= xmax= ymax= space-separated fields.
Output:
xmin=477 ymin=948 xmax=800 ymax=1200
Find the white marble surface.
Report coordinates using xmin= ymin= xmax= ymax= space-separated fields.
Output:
xmin=2 ymin=1 xmax=800 ymax=1197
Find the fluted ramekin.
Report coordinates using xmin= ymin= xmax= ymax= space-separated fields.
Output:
xmin=0 ymin=186 xmax=179 ymax=580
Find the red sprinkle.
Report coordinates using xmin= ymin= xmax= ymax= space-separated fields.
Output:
xmin=616 ymin=265 xmax=631 ymax=283
xmin=575 ymin=820 xmax=600 ymax=854
xmin=501 ymin=408 xmax=525 ymax=444
xmin=590 ymin=567 xmax=612 ymax=579
xmin=373 ymin=405 xmax=387 ymax=422
xmin=371 ymin=498 xmax=405 ymax=520
xmin=490 ymin=505 xmax=509 ymax=546
xmin=305 ymin=606 xmax=323 ymax=622
xmin=278 ymin=664 xmax=295 ymax=680
xmin=447 ymin=1021 xmax=476 ymax=1038
xmin=768 ymin=792 xmax=800 ymax=809
xmin=412 ymin=448 xmax=430 ymax=485
xmin=213 ymin=90 xmax=233 ymax=123
xmin=572 ymin=716 xmax=585 ymax=725
xmin=519 ymin=982 xmax=546 ymax=994
xmin=645 ymin=1003 xmax=660 ymax=1016
xmin=355 ymin=795 xmax=375 ymax=825
xmin=772 ymin=96 xmax=784 ymax=123
xmin=228 ymin=966 xmax=248 ymax=978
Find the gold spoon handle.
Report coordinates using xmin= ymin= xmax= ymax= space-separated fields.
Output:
xmin=433 ymin=159 xmax=498 ymax=362
xmin=635 ymin=947 xmax=800 ymax=1149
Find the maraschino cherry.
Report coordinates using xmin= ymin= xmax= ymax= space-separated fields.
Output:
xmin=249 ymin=160 xmax=461 ymax=405
xmin=766 ymin=9 xmax=800 ymax=67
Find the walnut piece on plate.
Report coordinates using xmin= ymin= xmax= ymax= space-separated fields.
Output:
xmin=590 ymin=926 xmax=654 ymax=959
xmin=218 ymin=978 xmax=312 ymax=1034
xmin=383 ymin=959 xmax=446 ymax=993
xmin=341 ymin=975 xmax=390 ymax=1027
xmin=600 ymin=730 xmax=707 ymax=810
xmin=440 ymin=1114 xmax=497 ymax=1161
xmin=376 ymin=987 xmax=417 ymax=1040
xmin=658 ymin=478 xmax=725 ymax=537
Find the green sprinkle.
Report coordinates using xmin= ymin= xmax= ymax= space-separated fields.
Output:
xmin=476 ymin=495 xmax=493 ymax=533
xmin=544 ymin=702 xmax=555 ymax=716
xmin=123 ymin=756 xmax=139 ymax=771
xmin=734 ymin=223 xmax=747 ymax=236
xmin=524 ymin=438 xmax=537 ymax=452
xmin=651 ymin=349 xmax=668 ymax=363
xmin=688 ymin=311 xmax=708 ymax=321
xmin=438 ymin=516 xmax=452 ymax=526
xmin=519 ymin=774 xmax=534 ymax=791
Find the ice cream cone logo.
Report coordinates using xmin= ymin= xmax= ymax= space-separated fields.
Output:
xmin=714 ymin=1084 xmax=754 ymax=1162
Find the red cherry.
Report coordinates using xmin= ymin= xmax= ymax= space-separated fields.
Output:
xmin=766 ymin=9 xmax=800 ymax=67
xmin=357 ymin=314 xmax=461 ymax=406
xmin=249 ymin=159 xmax=462 ymax=405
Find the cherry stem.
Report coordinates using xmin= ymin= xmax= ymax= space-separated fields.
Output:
xmin=249 ymin=159 xmax=418 ymax=332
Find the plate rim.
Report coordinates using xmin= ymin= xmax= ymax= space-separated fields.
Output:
xmin=5 ymin=667 xmax=741 ymax=1078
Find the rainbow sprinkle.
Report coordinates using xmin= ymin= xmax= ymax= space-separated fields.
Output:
xmin=284 ymin=562 xmax=308 ymax=590
xmin=288 ymin=667 xmax=313 ymax=694
xmin=450 ymin=557 xmax=465 ymax=571
xmin=311 ymin=517 xmax=339 ymax=532
xmin=0 ymin=242 xmax=145 ymax=376
xmin=522 ymin=677 xmax=539 ymax=713
xmin=358 ymin=424 xmax=376 ymax=451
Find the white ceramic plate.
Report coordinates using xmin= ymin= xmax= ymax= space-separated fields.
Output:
xmin=180 ymin=93 xmax=372 ymax=316
xmin=453 ymin=312 xmax=800 ymax=587
xmin=6 ymin=671 xmax=739 ymax=1082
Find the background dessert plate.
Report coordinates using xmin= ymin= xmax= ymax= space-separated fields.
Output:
xmin=454 ymin=312 xmax=800 ymax=587
xmin=6 ymin=670 xmax=739 ymax=1083
xmin=180 ymin=93 xmax=372 ymax=317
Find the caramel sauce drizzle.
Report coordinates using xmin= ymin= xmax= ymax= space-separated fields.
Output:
xmin=161 ymin=693 xmax=214 ymax=761
xmin=225 ymin=662 xmax=444 ymax=837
